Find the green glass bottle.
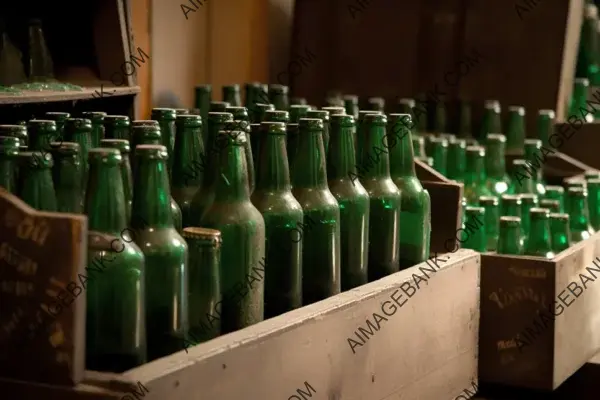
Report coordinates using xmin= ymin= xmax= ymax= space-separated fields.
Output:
xmin=172 ymin=115 xmax=204 ymax=228
xmin=49 ymin=142 xmax=83 ymax=213
xmin=480 ymin=100 xmax=502 ymax=139
xmin=225 ymin=106 xmax=250 ymax=122
xmin=201 ymin=130 xmax=266 ymax=331
xmin=587 ymin=178 xmax=600 ymax=230
xmin=501 ymin=194 xmax=522 ymax=218
xmin=45 ymin=112 xmax=70 ymax=137
xmin=264 ymin=110 xmax=290 ymax=124
xmin=100 ymin=139 xmax=134 ymax=223
xmin=412 ymin=136 xmax=426 ymax=158
xmin=17 ymin=152 xmax=57 ymax=211
xmin=423 ymin=134 xmax=436 ymax=157
xmin=576 ymin=4 xmax=600 ymax=84
xmin=27 ymin=120 xmax=57 ymax=152
xmin=0 ymin=125 xmax=28 ymax=147
xmin=326 ymin=114 xmax=370 ymax=289
xmin=505 ymin=106 xmax=525 ymax=152
xmin=512 ymin=159 xmax=536 ymax=194
xmin=524 ymin=208 xmax=555 ymax=259
xmin=479 ymin=195 xmax=500 ymax=251
xmin=570 ymin=78 xmax=594 ymax=122
xmin=289 ymin=104 xmax=311 ymax=124
xmin=566 ymin=180 xmax=586 ymax=190
xmin=429 ymin=136 xmax=448 ymax=176
xmin=292 ymin=118 xmax=341 ymax=303
xmin=132 ymin=144 xmax=188 ymax=360
xmin=250 ymin=103 xmax=275 ymax=124
xmin=251 ymin=122 xmax=303 ymax=316
xmin=306 ymin=110 xmax=331 ymax=153
xmin=464 ymin=146 xmax=492 ymax=205
xmin=223 ymin=84 xmax=241 ymax=106
xmin=269 ymin=84 xmax=289 ymax=111
xmin=585 ymin=170 xmax=600 ymax=181
xmin=458 ymin=100 xmax=473 ymax=139
xmin=446 ymin=138 xmax=467 ymax=182
xmin=539 ymin=199 xmax=561 ymax=213
xmin=210 ymin=101 xmax=231 ymax=112
xmin=325 ymin=95 xmax=343 ymax=107
xmin=485 ymin=133 xmax=511 ymax=197
xmin=291 ymin=97 xmax=307 ymax=106
xmin=81 ymin=112 xmax=107 ymax=148
xmin=418 ymin=156 xmax=434 ymax=167
xmin=224 ymin=120 xmax=255 ymax=195
xmin=566 ymin=187 xmax=595 ymax=243
xmin=543 ymin=185 xmax=565 ymax=212
xmin=397 ymin=98 xmax=417 ymax=137
xmin=151 ymin=108 xmax=177 ymax=174
xmin=358 ymin=113 xmax=401 ymax=279
xmin=549 ymin=213 xmax=571 ymax=253
xmin=367 ymin=97 xmax=385 ymax=113
xmin=523 ymin=139 xmax=546 ymax=197
xmin=183 ymin=227 xmax=221 ymax=343
xmin=497 ymin=216 xmax=522 ymax=255
xmin=520 ymin=193 xmax=539 ymax=248
xmin=343 ymin=95 xmax=359 ymax=119
xmin=244 ymin=82 xmax=260 ymax=109
xmin=195 ymin=84 xmax=212 ymax=132
xmin=322 ymin=106 xmax=345 ymax=116
xmin=286 ymin=123 xmax=300 ymax=178
xmin=388 ymin=114 xmax=431 ymax=268
xmin=432 ymin=97 xmax=447 ymax=134
xmin=536 ymin=109 xmax=555 ymax=148
xmin=175 ymin=108 xmax=190 ymax=116
xmin=463 ymin=206 xmax=487 ymax=252
xmin=253 ymin=83 xmax=269 ymax=106
xmin=356 ymin=110 xmax=381 ymax=158
xmin=0 ymin=136 xmax=20 ymax=193
xmin=64 ymin=118 xmax=92 ymax=196
xmin=85 ymin=148 xmax=146 ymax=372
xmin=103 ymin=115 xmax=131 ymax=141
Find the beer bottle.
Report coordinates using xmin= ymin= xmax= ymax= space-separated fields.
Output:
xmin=64 ymin=118 xmax=92 ymax=196
xmin=587 ymin=178 xmax=600 ymax=229
xmin=565 ymin=180 xmax=586 ymax=190
xmin=432 ymin=97 xmax=447 ymax=134
xmin=210 ymin=101 xmax=231 ymax=112
xmin=269 ymin=84 xmax=289 ymax=111
xmin=576 ymin=4 xmax=600 ymax=84
xmin=358 ymin=113 xmax=401 ymax=280
xmin=458 ymin=100 xmax=473 ymax=139
xmin=343 ymin=95 xmax=359 ymax=119
xmin=49 ymin=142 xmax=83 ymax=213
xmin=539 ymin=199 xmax=561 ymax=213
xmin=131 ymin=144 xmax=188 ymax=360
xmin=512 ymin=159 xmax=536 ymax=194
xmin=291 ymin=97 xmax=307 ymax=106
xmin=0 ymin=136 xmax=20 ymax=193
xmin=27 ymin=120 xmax=57 ymax=152
xmin=446 ymin=137 xmax=467 ymax=182
xmin=306 ymin=110 xmax=331 ymax=152
xmin=479 ymin=196 xmax=500 ymax=251
xmin=244 ymin=82 xmax=260 ymax=109
xmin=182 ymin=227 xmax=221 ymax=343
xmin=81 ymin=112 xmax=107 ymax=148
xmin=523 ymin=139 xmax=546 ymax=197
xmin=505 ymin=106 xmax=525 ymax=152
xmin=501 ymin=194 xmax=522 ymax=218
xmin=201 ymin=130 xmax=265 ymax=331
xmin=286 ymin=123 xmax=300 ymax=178
xmin=536 ymin=110 xmax=555 ymax=148
xmin=225 ymin=106 xmax=250 ymax=122
xmin=289 ymin=104 xmax=311 ymax=123
xmin=85 ymin=148 xmax=146 ymax=372
xmin=175 ymin=108 xmax=190 ymax=116
xmin=388 ymin=114 xmax=431 ymax=268
xmin=520 ymin=193 xmax=539 ymax=248
xmin=292 ymin=118 xmax=341 ymax=303
xmin=223 ymin=84 xmax=241 ymax=107
xmin=429 ymin=136 xmax=448 ymax=176
xmin=194 ymin=84 xmax=212 ymax=131
xmin=549 ymin=213 xmax=571 ymax=253
xmin=464 ymin=146 xmax=492 ymax=205
xmin=585 ymin=170 xmax=600 ymax=180
xmin=322 ymin=106 xmax=345 ymax=116
xmin=224 ymin=120 xmax=255 ymax=194
xmin=397 ymin=98 xmax=417 ymax=137
xmin=151 ymin=108 xmax=177 ymax=173
xmin=480 ymin=100 xmax=502 ymax=139
xmin=17 ymin=152 xmax=57 ymax=211
xmin=485 ymin=134 xmax=511 ymax=197
xmin=367 ymin=97 xmax=385 ymax=113
xmin=326 ymin=114 xmax=370 ymax=288
xmin=524 ymin=208 xmax=555 ymax=258
xmin=100 ymin=139 xmax=133 ymax=223
xmin=250 ymin=103 xmax=275 ymax=124
xmin=410 ymin=136 xmax=424 ymax=158
xmin=566 ymin=187 xmax=595 ymax=242
xmin=497 ymin=216 xmax=522 ymax=255
xmin=251 ymin=122 xmax=303 ymax=317
xmin=570 ymin=78 xmax=594 ymax=122
xmin=172 ymin=115 xmax=204 ymax=228
xmin=264 ymin=110 xmax=290 ymax=124
xmin=544 ymin=185 xmax=565 ymax=212
xmin=356 ymin=110 xmax=381 ymax=158
xmin=189 ymin=112 xmax=234 ymax=223
xmin=44 ymin=112 xmax=70 ymax=137
xmin=462 ymin=206 xmax=487 ymax=252
xmin=325 ymin=95 xmax=343 ymax=107
xmin=0 ymin=125 xmax=28 ymax=147
xmin=103 ymin=115 xmax=131 ymax=141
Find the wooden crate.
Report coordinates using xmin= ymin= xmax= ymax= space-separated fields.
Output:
xmin=552 ymin=122 xmax=600 ymax=171
xmin=0 ymin=249 xmax=481 ymax=400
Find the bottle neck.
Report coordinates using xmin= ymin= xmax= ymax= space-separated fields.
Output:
xmin=214 ymin=143 xmax=250 ymax=201
xmin=486 ymin=145 xmax=507 ymax=178
xmin=132 ymin=159 xmax=174 ymax=228
xmin=0 ymin=156 xmax=16 ymax=193
xmin=465 ymin=157 xmax=485 ymax=185
xmin=528 ymin=218 xmax=553 ymax=252
xmin=498 ymin=226 xmax=521 ymax=254
xmin=463 ymin=215 xmax=487 ymax=251
xmin=85 ymin=162 xmax=128 ymax=233
xmin=506 ymin=116 xmax=525 ymax=149
xmin=19 ymin=168 xmax=56 ymax=211
xmin=172 ymin=126 xmax=204 ymax=188
xmin=569 ymin=197 xmax=592 ymax=231
xmin=292 ymin=131 xmax=328 ymax=188
xmin=389 ymin=129 xmax=416 ymax=178
xmin=327 ymin=125 xmax=358 ymax=180
xmin=108 ymin=126 xmax=130 ymax=141
xmin=256 ymin=134 xmax=291 ymax=191
xmin=358 ymin=125 xmax=391 ymax=179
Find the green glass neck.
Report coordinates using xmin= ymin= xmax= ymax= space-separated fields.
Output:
xmin=458 ymin=104 xmax=472 ymax=137
xmin=107 ymin=125 xmax=130 ymax=141
xmin=132 ymin=158 xmax=173 ymax=228
xmin=502 ymin=201 xmax=521 ymax=218
xmin=0 ymin=156 xmax=16 ymax=193
xmin=506 ymin=114 xmax=525 ymax=150
xmin=19 ymin=168 xmax=56 ymax=211
xmin=292 ymin=131 xmax=328 ymax=189
xmin=481 ymin=110 xmax=501 ymax=137
xmin=433 ymin=103 xmax=446 ymax=133
xmin=550 ymin=218 xmax=570 ymax=251
xmin=537 ymin=116 xmax=552 ymax=147
xmin=85 ymin=161 xmax=128 ymax=234
xmin=256 ymin=133 xmax=291 ymax=191
xmin=214 ymin=143 xmax=250 ymax=201
xmin=172 ymin=125 xmax=204 ymax=188
xmin=465 ymin=155 xmax=485 ymax=185
xmin=464 ymin=214 xmax=487 ymax=251
xmin=389 ymin=129 xmax=416 ymax=178
xmin=497 ymin=226 xmax=521 ymax=255
xmin=447 ymin=144 xmax=466 ymax=181
xmin=527 ymin=217 xmax=553 ymax=254
xmin=568 ymin=196 xmax=592 ymax=232
xmin=359 ymin=124 xmax=391 ymax=179
xmin=328 ymin=124 xmax=357 ymax=180
xmin=486 ymin=144 xmax=506 ymax=178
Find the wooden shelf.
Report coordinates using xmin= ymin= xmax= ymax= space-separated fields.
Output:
xmin=0 ymin=86 xmax=140 ymax=105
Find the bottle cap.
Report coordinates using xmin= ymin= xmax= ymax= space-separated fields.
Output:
xmin=100 ymin=139 xmax=131 ymax=154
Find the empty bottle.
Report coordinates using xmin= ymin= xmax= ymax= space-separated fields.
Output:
xmin=479 ymin=195 xmax=500 ymax=251
xmin=306 ymin=110 xmax=331 ymax=152
xmin=100 ymin=139 xmax=134 ymax=223
xmin=429 ymin=136 xmax=448 ymax=176
xmin=539 ymin=199 xmax=561 ymax=213
xmin=432 ymin=97 xmax=447 ymax=134
xmin=462 ymin=206 xmax=487 ymax=252
xmin=520 ymin=193 xmax=539 ymax=247
xmin=49 ymin=142 xmax=83 ymax=213
xmin=524 ymin=208 xmax=555 ymax=259
xmin=523 ymin=139 xmax=546 ymax=197
xmin=0 ymin=136 xmax=19 ymax=193
xmin=570 ymin=78 xmax=594 ymax=122
xmin=290 ymin=104 xmax=311 ymax=123
xmin=131 ymin=144 xmax=188 ymax=361
xmin=210 ymin=101 xmax=231 ymax=112
xmin=343 ymin=95 xmax=359 ymax=119
xmin=201 ymin=130 xmax=266 ymax=332
xmin=367 ymin=97 xmax=385 ymax=113
xmin=64 ymin=118 xmax=92 ymax=196
xmin=103 ymin=115 xmax=131 ymax=141
xmin=292 ymin=118 xmax=341 ymax=303
xmin=45 ymin=112 xmax=70 ymax=137
xmin=576 ymin=4 xmax=600 ymax=84
xmin=446 ymin=138 xmax=467 ymax=182
xmin=291 ymin=97 xmax=307 ymax=106
xmin=501 ymin=194 xmax=522 ymax=218
xmin=505 ymin=106 xmax=526 ymax=152
xmin=17 ymin=151 xmax=56 ymax=211
xmin=536 ymin=109 xmax=555 ymax=148
xmin=251 ymin=122 xmax=303 ymax=317
xmin=464 ymin=146 xmax=492 ymax=205
xmin=250 ymin=103 xmax=275 ymax=124
xmin=151 ymin=108 xmax=177 ymax=174
xmin=223 ymin=84 xmax=241 ymax=107
xmin=27 ymin=119 xmax=57 ymax=152
xmin=587 ymin=178 xmax=600 ymax=230
xmin=497 ymin=216 xmax=522 ymax=255
xmin=322 ymin=106 xmax=345 ymax=116
xmin=0 ymin=125 xmax=28 ymax=147
xmin=269 ymin=84 xmax=289 ymax=111
xmin=566 ymin=186 xmax=595 ymax=243
xmin=544 ymin=185 xmax=565 ymax=212
xmin=512 ymin=159 xmax=536 ymax=194
xmin=480 ymin=100 xmax=502 ymax=139
xmin=549 ymin=213 xmax=571 ymax=253
xmin=130 ymin=121 xmax=161 ymax=171
xmin=224 ymin=120 xmax=255 ymax=195
xmin=194 ymin=84 xmax=212 ymax=133
xmin=85 ymin=148 xmax=146 ymax=372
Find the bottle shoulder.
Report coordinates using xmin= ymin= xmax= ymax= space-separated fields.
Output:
xmin=129 ymin=228 xmax=188 ymax=256
xmin=292 ymin=187 xmax=340 ymax=211
xmin=201 ymin=201 xmax=266 ymax=231
xmin=360 ymin=177 xmax=401 ymax=200
xmin=250 ymin=190 xmax=303 ymax=216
